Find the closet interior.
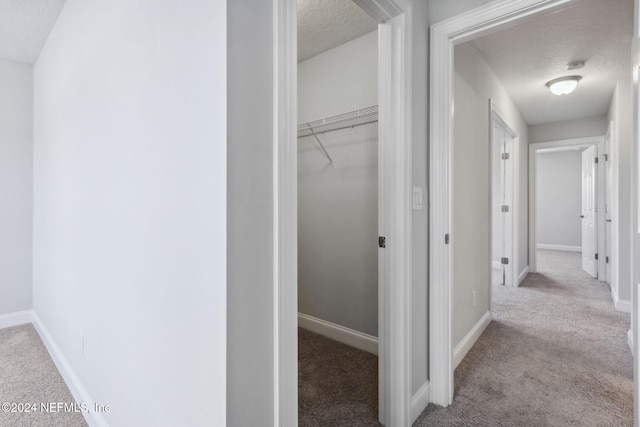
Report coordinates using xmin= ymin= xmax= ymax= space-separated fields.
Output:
xmin=297 ymin=0 xmax=380 ymax=425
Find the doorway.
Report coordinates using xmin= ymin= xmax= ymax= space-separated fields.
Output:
xmin=274 ymin=0 xmax=415 ymax=425
xmin=296 ymin=8 xmax=380 ymax=422
xmin=430 ymin=0 xmax=630 ymax=407
xmin=491 ymin=108 xmax=516 ymax=288
xmin=529 ymin=137 xmax=606 ymax=279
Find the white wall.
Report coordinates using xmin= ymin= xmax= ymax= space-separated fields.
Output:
xmin=33 ymin=1 xmax=227 ymax=426
xmin=227 ymin=0 xmax=275 ymax=425
xmin=0 ymin=59 xmax=32 ymax=316
xmin=529 ymin=116 xmax=608 ymax=143
xmin=298 ymin=32 xmax=378 ymax=336
xmin=453 ymin=42 xmax=529 ymax=347
xmin=608 ymin=79 xmax=633 ymax=303
xmin=536 ymin=150 xmax=583 ymax=248
xmin=298 ymin=32 xmax=377 ymax=123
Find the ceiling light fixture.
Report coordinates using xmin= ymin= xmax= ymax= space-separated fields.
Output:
xmin=546 ymin=76 xmax=582 ymax=96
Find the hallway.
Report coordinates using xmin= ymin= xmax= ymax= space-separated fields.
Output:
xmin=415 ymin=249 xmax=632 ymax=426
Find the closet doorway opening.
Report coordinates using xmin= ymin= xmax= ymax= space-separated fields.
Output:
xmin=297 ymin=2 xmax=381 ymax=425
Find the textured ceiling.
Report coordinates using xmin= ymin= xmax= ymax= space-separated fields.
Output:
xmin=0 ymin=0 xmax=66 ymax=64
xmin=298 ymin=0 xmax=377 ymax=62
xmin=469 ymin=0 xmax=633 ymax=125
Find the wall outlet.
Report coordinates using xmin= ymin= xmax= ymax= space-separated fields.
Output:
xmin=472 ymin=291 xmax=476 ymax=308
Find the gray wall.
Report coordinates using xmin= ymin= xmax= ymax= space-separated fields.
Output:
xmin=453 ymin=42 xmax=529 ymax=347
xmin=298 ymin=32 xmax=378 ymax=336
xmin=528 ymin=116 xmax=608 ymax=143
xmin=536 ymin=151 xmax=583 ymax=248
xmin=33 ymin=1 xmax=227 ymax=425
xmin=411 ymin=0 xmax=429 ymax=395
xmin=228 ymin=0 xmax=275 ymax=425
xmin=0 ymin=59 xmax=32 ymax=316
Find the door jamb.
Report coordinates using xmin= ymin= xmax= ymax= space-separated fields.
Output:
xmin=429 ymin=0 xmax=582 ymax=407
xmin=273 ymin=0 xmax=414 ymax=425
xmin=528 ymin=136 xmax=605 ymax=277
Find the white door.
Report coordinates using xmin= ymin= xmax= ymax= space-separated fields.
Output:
xmin=491 ymin=114 xmax=515 ymax=287
xmin=581 ymin=145 xmax=598 ymax=278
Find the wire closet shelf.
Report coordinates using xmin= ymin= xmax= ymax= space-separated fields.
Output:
xmin=297 ymin=105 xmax=378 ymax=139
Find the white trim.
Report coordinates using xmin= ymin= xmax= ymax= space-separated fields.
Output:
xmin=628 ymin=328 xmax=633 ymax=355
xmin=31 ymin=313 xmax=108 ymax=427
xmin=430 ymin=0 xmax=580 ymax=407
xmin=617 ymin=299 xmax=633 ymax=313
xmin=273 ymin=0 xmax=298 ymax=426
xmin=453 ymin=311 xmax=491 ymax=370
xmin=0 ymin=310 xmax=33 ymax=329
xmin=610 ymin=285 xmax=632 ymax=313
xmin=377 ymin=3 xmax=413 ymax=424
xmin=518 ymin=265 xmax=530 ymax=285
xmin=298 ymin=313 xmax=379 ymax=355
xmin=410 ymin=381 xmax=430 ymax=425
xmin=536 ymin=244 xmax=582 ymax=252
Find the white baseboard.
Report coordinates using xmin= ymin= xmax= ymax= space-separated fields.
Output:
xmin=32 ymin=312 xmax=109 ymax=427
xmin=298 ymin=312 xmax=378 ymax=355
xmin=537 ymin=244 xmax=581 ymax=252
xmin=518 ymin=266 xmax=529 ymax=285
xmin=0 ymin=310 xmax=33 ymax=329
xmin=614 ymin=298 xmax=631 ymax=313
xmin=627 ymin=329 xmax=633 ymax=356
xmin=610 ymin=287 xmax=631 ymax=313
xmin=410 ymin=381 xmax=430 ymax=424
xmin=453 ymin=311 xmax=491 ymax=369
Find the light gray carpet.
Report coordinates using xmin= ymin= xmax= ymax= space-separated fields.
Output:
xmin=0 ymin=324 xmax=88 ymax=427
xmin=299 ymin=327 xmax=381 ymax=426
xmin=415 ymin=250 xmax=633 ymax=426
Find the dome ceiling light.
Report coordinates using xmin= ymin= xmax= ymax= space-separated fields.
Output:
xmin=546 ymin=75 xmax=582 ymax=96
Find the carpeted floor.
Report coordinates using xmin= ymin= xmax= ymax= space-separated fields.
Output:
xmin=299 ymin=327 xmax=381 ymax=426
xmin=415 ymin=250 xmax=633 ymax=426
xmin=0 ymin=324 xmax=87 ymax=427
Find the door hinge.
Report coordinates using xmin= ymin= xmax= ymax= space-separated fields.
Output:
xmin=501 ymin=205 xmax=510 ymax=213
xmin=606 ymin=256 xmax=609 ymax=264
xmin=501 ymin=153 xmax=510 ymax=160
xmin=603 ymin=154 xmax=608 ymax=161
xmin=501 ymin=257 xmax=509 ymax=265
xmin=595 ymin=253 xmax=598 ymax=260
xmin=595 ymin=157 xmax=599 ymax=164
xmin=378 ymin=236 xmax=386 ymax=248
xmin=445 ymin=233 xmax=450 ymax=244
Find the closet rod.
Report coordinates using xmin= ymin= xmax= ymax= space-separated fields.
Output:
xmin=307 ymin=124 xmax=334 ymax=167
xmin=297 ymin=105 xmax=378 ymax=168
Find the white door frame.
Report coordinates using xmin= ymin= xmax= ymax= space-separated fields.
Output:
xmin=528 ymin=136 xmax=606 ymax=278
xmin=490 ymin=102 xmax=519 ymax=288
xmin=273 ymin=0 xmax=414 ymax=425
xmin=429 ymin=0 xmax=583 ymax=407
